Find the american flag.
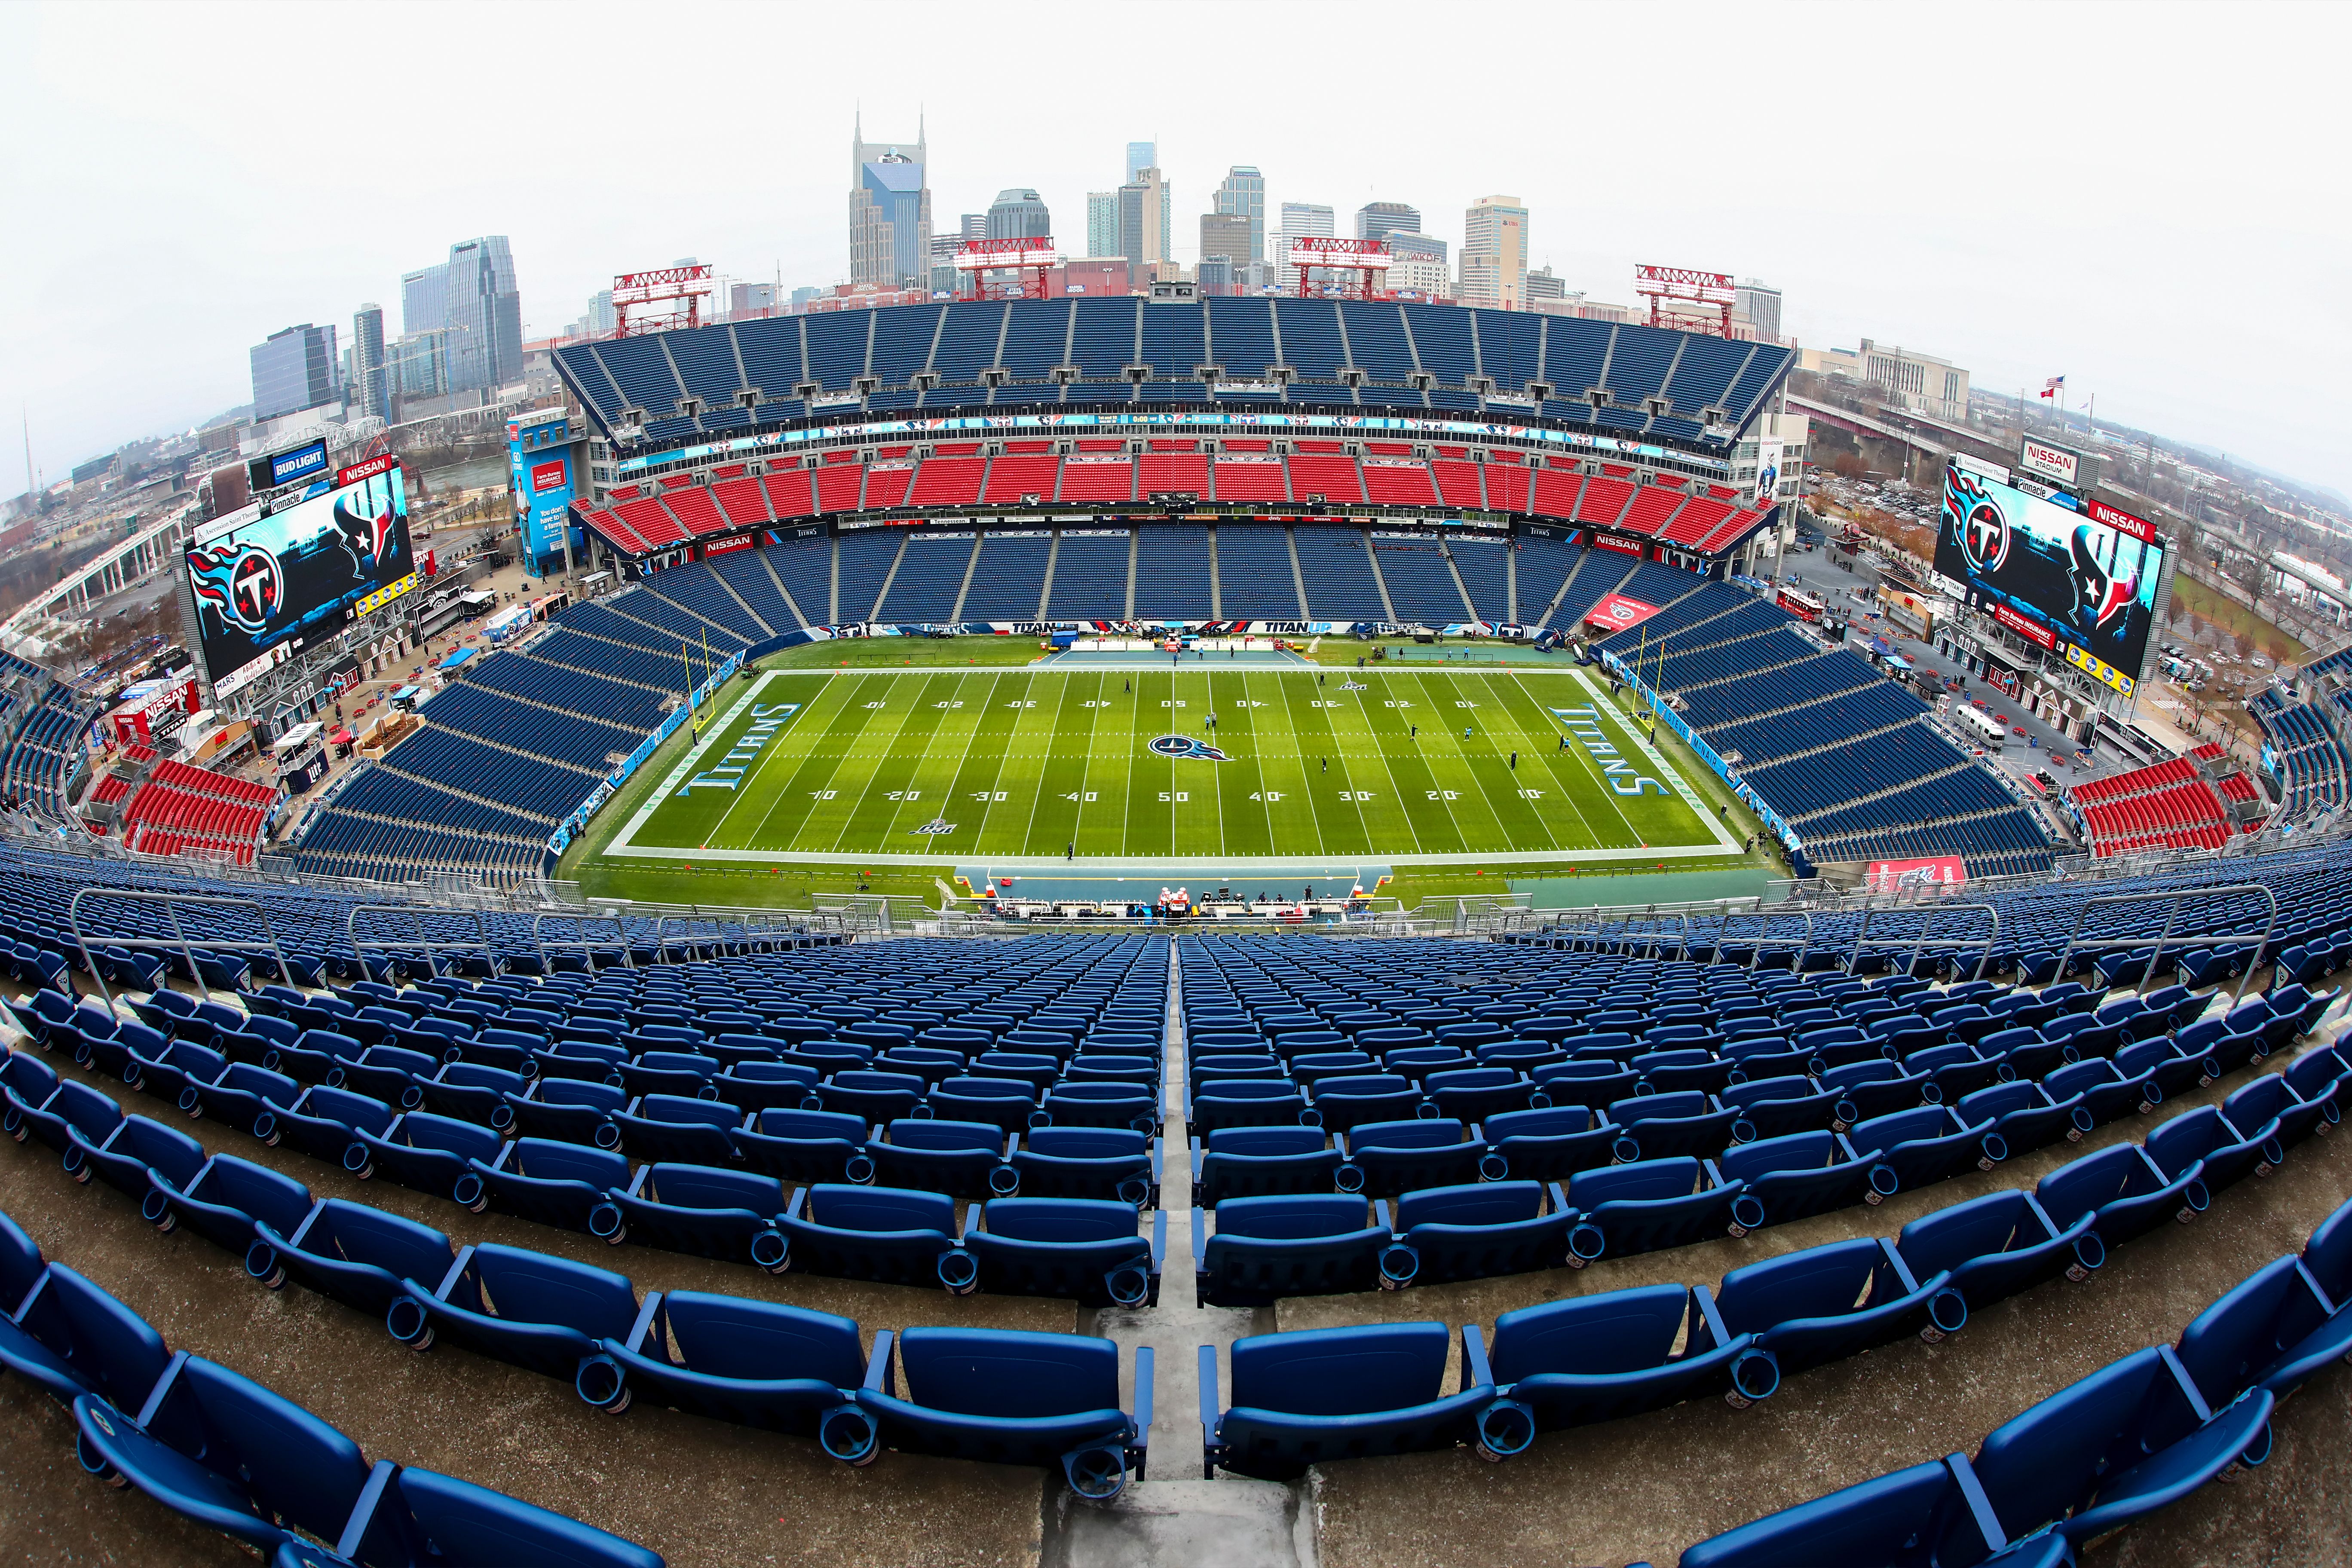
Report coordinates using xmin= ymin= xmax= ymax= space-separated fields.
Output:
xmin=2040 ymin=375 xmax=2066 ymax=400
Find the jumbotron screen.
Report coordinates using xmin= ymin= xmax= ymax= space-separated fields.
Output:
xmin=186 ymin=460 xmax=417 ymax=698
xmin=1936 ymin=461 xmax=2164 ymax=695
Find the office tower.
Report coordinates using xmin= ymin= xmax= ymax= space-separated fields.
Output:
xmin=440 ymin=237 xmax=522 ymax=392
xmin=1273 ymin=202 xmax=1334 ymax=272
xmin=585 ymin=289 xmax=615 ymax=337
xmin=1119 ymin=167 xmax=1171 ymax=266
xmin=249 ymin=324 xmax=339 ymax=421
xmin=729 ymin=282 xmax=779 ymax=318
xmin=1126 ymin=140 xmax=1155 ymax=183
xmin=986 ymin=188 xmax=1052 ymax=241
xmin=349 ymin=304 xmax=389 ymax=425
xmin=849 ymin=112 xmax=933 ymax=287
xmin=959 ymin=213 xmax=987 ymax=242
xmin=1197 ymin=255 xmax=1234 ymax=295
xmin=390 ymin=331 xmax=450 ymax=399
xmin=1460 ymin=195 xmax=1529 ymax=309
xmin=1355 ymin=201 xmax=1421 ymax=243
xmin=1737 ymin=279 xmax=1784 ymax=343
xmin=1199 ymin=213 xmax=1252 ymax=270
xmin=400 ymin=265 xmax=447 ymax=337
xmin=1388 ymin=257 xmax=1450 ymax=301
xmin=1389 ymin=232 xmax=1447 ymax=267
xmin=1087 ymin=193 xmax=1118 ymax=257
xmin=1215 ymin=167 xmax=1265 ymax=262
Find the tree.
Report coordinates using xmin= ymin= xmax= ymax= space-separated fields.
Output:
xmin=2233 ymin=629 xmax=2257 ymax=660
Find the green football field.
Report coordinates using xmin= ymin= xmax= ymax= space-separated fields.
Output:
xmin=602 ymin=663 xmax=1733 ymax=868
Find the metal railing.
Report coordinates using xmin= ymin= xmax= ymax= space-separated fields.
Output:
xmin=348 ymin=904 xmax=496 ymax=982
xmin=532 ymin=909 xmax=637 ymax=972
xmin=1721 ymin=908 xmax=1819 ymax=971
xmin=1848 ymin=901 xmax=2001 ymax=983
xmin=69 ymin=888 xmax=294 ymax=1013
xmin=2052 ymin=883 xmax=2279 ymax=1001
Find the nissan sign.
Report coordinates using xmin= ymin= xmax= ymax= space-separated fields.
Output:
xmin=2018 ymin=438 xmax=2081 ymax=487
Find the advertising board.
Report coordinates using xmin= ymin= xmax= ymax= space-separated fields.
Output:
xmin=1583 ymin=593 xmax=1661 ymax=633
xmin=1752 ymin=438 xmax=1783 ymax=508
xmin=187 ymin=463 xmax=416 ymax=698
xmin=2018 ymin=438 xmax=2082 ymax=487
xmin=507 ymin=415 xmax=576 ymax=567
xmin=1862 ymin=855 xmax=1968 ymax=894
xmin=1936 ymin=462 xmax=2162 ymax=695
xmin=249 ymin=438 xmax=330 ymax=493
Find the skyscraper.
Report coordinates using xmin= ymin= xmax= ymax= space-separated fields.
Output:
xmin=1125 ymin=141 xmax=1156 ymax=183
xmin=1215 ymin=167 xmax=1265 ymax=262
xmin=1460 ymin=195 xmax=1529 ymax=309
xmin=986 ymin=189 xmax=1052 ymax=242
xmin=1119 ymin=167 xmax=1171 ymax=268
xmin=850 ymin=113 xmax=933 ymax=288
xmin=1390 ymin=232 xmax=1447 ymax=266
xmin=1356 ymin=201 xmax=1421 ymax=243
xmin=400 ymin=265 xmax=447 ymax=338
xmin=350 ymin=303 xmax=389 ymax=425
xmin=1087 ymin=193 xmax=1118 ymax=258
xmin=1273 ymin=202 xmax=1334 ymax=274
xmin=249 ymin=324 xmax=340 ymax=421
xmin=1200 ymin=213 xmax=1252 ymax=270
xmin=444 ymin=237 xmax=523 ymax=392
xmin=959 ymin=213 xmax=987 ymax=243
xmin=1737 ymin=279 xmax=1784 ymax=343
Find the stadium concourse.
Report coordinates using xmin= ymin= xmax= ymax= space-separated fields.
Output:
xmin=1 ymin=829 xmax=2351 ymax=1564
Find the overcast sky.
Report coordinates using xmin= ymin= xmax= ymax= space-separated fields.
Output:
xmin=2 ymin=0 xmax=2343 ymax=499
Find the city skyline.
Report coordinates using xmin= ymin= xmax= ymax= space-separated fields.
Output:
xmin=1 ymin=1 xmax=2344 ymax=501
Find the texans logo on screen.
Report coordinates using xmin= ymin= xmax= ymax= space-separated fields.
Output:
xmin=187 ymin=543 xmax=284 ymax=634
xmin=2069 ymin=525 xmax=2140 ymax=633
xmin=1149 ymin=734 xmax=1230 ymax=763
xmin=334 ymin=493 xmax=401 ymax=580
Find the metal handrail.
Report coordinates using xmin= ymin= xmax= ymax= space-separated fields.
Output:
xmin=1848 ymin=901 xmax=2001 ymax=983
xmin=532 ymin=909 xmax=637 ymax=972
xmin=69 ymin=888 xmax=294 ymax=1013
xmin=1722 ymin=908 xmax=1817 ymax=971
xmin=347 ymin=904 xmax=495 ymax=983
xmin=2052 ymin=882 xmax=2279 ymax=1001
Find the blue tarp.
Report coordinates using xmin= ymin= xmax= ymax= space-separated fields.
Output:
xmin=436 ymin=648 xmax=477 ymax=671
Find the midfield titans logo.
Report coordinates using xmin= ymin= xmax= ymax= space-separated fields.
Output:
xmin=1149 ymin=734 xmax=1230 ymax=763
xmin=187 ymin=542 xmax=284 ymax=633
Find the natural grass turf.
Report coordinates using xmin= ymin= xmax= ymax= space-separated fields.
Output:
xmin=625 ymin=665 xmax=1715 ymax=862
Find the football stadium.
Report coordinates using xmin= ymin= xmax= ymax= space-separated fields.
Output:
xmin=7 ymin=148 xmax=2352 ymax=1568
